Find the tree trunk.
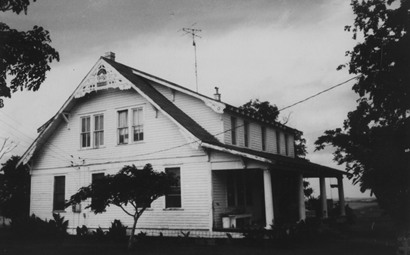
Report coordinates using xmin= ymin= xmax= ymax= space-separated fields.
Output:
xmin=128 ymin=217 xmax=138 ymax=250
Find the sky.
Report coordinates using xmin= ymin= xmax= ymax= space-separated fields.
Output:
xmin=0 ymin=0 xmax=372 ymax=199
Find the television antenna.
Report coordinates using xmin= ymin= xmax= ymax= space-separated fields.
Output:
xmin=182 ymin=26 xmax=202 ymax=92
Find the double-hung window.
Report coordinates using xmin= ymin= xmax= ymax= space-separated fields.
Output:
xmin=165 ymin=167 xmax=181 ymax=208
xmin=132 ymin=108 xmax=144 ymax=142
xmin=81 ymin=114 xmax=104 ymax=149
xmin=118 ymin=110 xmax=129 ymax=144
xmin=91 ymin=173 xmax=104 ymax=206
xmin=118 ymin=107 xmax=144 ymax=145
xmin=81 ymin=116 xmax=91 ymax=148
xmin=94 ymin=115 xmax=104 ymax=148
xmin=53 ymin=176 xmax=65 ymax=211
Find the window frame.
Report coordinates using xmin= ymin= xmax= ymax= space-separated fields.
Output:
xmin=53 ymin=175 xmax=66 ymax=212
xmin=80 ymin=113 xmax=104 ymax=149
xmin=93 ymin=114 xmax=104 ymax=148
xmin=117 ymin=109 xmax=129 ymax=145
xmin=231 ymin=116 xmax=237 ymax=145
xmin=285 ymin=133 xmax=289 ymax=156
xmin=261 ymin=126 xmax=266 ymax=151
xmin=80 ymin=116 xmax=91 ymax=148
xmin=165 ymin=167 xmax=181 ymax=208
xmin=91 ymin=172 xmax=105 ymax=206
xmin=244 ymin=121 xmax=249 ymax=147
xmin=132 ymin=107 xmax=144 ymax=143
xmin=276 ymin=130 xmax=281 ymax=154
xmin=117 ymin=106 xmax=145 ymax=145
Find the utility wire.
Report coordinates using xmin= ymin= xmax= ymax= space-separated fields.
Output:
xmin=82 ymin=75 xmax=359 ymax=163
xmin=278 ymin=75 xmax=360 ymax=112
xmin=5 ymin=74 xmax=360 ymax=167
xmin=0 ymin=116 xmax=74 ymax=162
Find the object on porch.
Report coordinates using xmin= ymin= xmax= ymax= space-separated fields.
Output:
xmin=222 ymin=214 xmax=252 ymax=229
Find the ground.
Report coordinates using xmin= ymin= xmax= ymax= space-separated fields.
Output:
xmin=0 ymin=199 xmax=398 ymax=255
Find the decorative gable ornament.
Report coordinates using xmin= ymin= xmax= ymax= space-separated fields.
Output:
xmin=74 ymin=61 xmax=132 ymax=98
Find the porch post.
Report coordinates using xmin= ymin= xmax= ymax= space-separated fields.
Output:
xmin=297 ymin=174 xmax=306 ymax=221
xmin=319 ymin=177 xmax=328 ymax=218
xmin=263 ymin=169 xmax=274 ymax=229
xmin=337 ymin=176 xmax=346 ymax=216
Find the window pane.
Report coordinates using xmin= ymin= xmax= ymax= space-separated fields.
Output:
xmin=133 ymin=108 xmax=143 ymax=126
xmin=118 ymin=110 xmax=128 ymax=128
xmin=82 ymin=133 xmax=90 ymax=147
xmin=118 ymin=128 xmax=128 ymax=144
xmin=95 ymin=115 xmax=103 ymax=131
xmin=94 ymin=131 xmax=104 ymax=147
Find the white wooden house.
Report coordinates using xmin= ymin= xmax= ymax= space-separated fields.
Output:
xmin=19 ymin=52 xmax=346 ymax=237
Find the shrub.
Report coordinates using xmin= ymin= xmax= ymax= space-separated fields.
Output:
xmin=93 ymin=226 xmax=107 ymax=240
xmin=76 ymin=225 xmax=89 ymax=236
xmin=107 ymin=219 xmax=127 ymax=241
xmin=10 ymin=213 xmax=68 ymax=240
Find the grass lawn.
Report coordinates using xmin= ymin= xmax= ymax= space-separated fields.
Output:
xmin=0 ymin=237 xmax=396 ymax=255
xmin=0 ymin=200 xmax=397 ymax=255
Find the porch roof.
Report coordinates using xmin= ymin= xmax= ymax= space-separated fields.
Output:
xmin=202 ymin=142 xmax=346 ymax=178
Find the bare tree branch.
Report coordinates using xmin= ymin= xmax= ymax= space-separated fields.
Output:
xmin=0 ymin=137 xmax=18 ymax=160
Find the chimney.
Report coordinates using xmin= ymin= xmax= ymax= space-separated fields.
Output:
xmin=103 ymin=52 xmax=115 ymax=61
xmin=214 ymin=87 xmax=221 ymax=101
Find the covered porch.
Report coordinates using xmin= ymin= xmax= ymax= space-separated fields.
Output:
xmin=209 ymin=148 xmax=346 ymax=230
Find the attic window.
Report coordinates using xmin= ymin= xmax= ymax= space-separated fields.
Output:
xmin=97 ymin=65 xmax=107 ymax=87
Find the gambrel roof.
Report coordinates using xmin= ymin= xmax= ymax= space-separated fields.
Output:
xmin=18 ymin=55 xmax=345 ymax=177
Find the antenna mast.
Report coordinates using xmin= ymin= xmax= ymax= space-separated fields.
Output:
xmin=182 ymin=27 xmax=201 ymax=92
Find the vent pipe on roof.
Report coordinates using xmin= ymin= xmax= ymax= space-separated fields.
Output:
xmin=214 ymin=87 xmax=221 ymax=101
xmin=103 ymin=52 xmax=115 ymax=61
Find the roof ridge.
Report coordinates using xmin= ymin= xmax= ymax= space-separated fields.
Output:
xmin=102 ymin=57 xmax=300 ymax=134
xmin=106 ymin=59 xmax=220 ymax=144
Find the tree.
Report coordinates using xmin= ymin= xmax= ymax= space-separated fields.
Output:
xmin=240 ymin=99 xmax=308 ymax=158
xmin=240 ymin=99 xmax=280 ymax=122
xmin=0 ymin=0 xmax=59 ymax=107
xmin=315 ymin=0 xmax=410 ymax=233
xmin=0 ymin=156 xmax=31 ymax=220
xmin=66 ymin=164 xmax=176 ymax=249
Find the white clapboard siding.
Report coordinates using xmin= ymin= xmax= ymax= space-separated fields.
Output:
xmin=32 ymin=159 xmax=212 ymax=231
xmin=30 ymin=86 xmax=217 ymax=231
xmin=221 ymin=113 xmax=295 ymax=157
xmin=33 ymin=89 xmax=206 ymax=170
xmin=152 ymin=83 xmax=224 ymax=142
